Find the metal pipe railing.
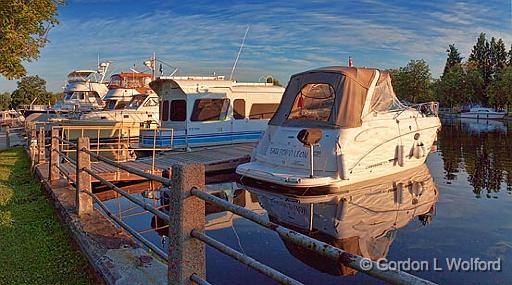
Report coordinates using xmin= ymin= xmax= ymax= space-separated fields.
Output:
xmin=80 ymin=147 xmax=171 ymax=186
xmin=191 ymin=229 xmax=303 ymax=285
xmin=82 ymin=167 xmax=170 ymax=223
xmin=190 ymin=274 xmax=212 ymax=285
xmin=190 ymin=188 xmax=436 ymax=285
xmin=82 ymin=189 xmax=168 ymax=261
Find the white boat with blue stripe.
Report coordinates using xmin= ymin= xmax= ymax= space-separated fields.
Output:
xmin=139 ymin=75 xmax=284 ymax=149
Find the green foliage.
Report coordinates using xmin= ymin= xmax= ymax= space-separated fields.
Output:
xmin=0 ymin=147 xmax=93 ymax=285
xmin=508 ymin=44 xmax=512 ymax=66
xmin=390 ymin=59 xmax=433 ymax=103
xmin=0 ymin=0 xmax=62 ymax=79
xmin=439 ymin=61 xmax=486 ymax=106
xmin=0 ymin=92 xmax=11 ymax=110
xmin=10 ymin=75 xmax=55 ymax=108
xmin=487 ymin=66 xmax=512 ymax=108
xmin=443 ymin=44 xmax=463 ymax=75
xmin=436 ymin=34 xmax=510 ymax=108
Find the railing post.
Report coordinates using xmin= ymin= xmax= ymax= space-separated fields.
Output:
xmin=49 ymin=128 xmax=60 ymax=182
xmin=37 ymin=127 xmax=46 ymax=164
xmin=5 ymin=126 xmax=10 ymax=148
xmin=168 ymin=163 xmax=206 ymax=285
xmin=76 ymin=137 xmax=93 ymax=216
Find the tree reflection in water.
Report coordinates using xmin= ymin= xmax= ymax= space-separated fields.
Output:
xmin=438 ymin=117 xmax=512 ymax=198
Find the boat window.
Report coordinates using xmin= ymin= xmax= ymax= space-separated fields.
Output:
xmin=162 ymin=100 xmax=169 ymax=121
xmin=191 ymin=99 xmax=229 ymax=121
xmin=106 ymin=100 xmax=117 ymax=110
xmin=126 ymin=95 xmax=147 ymax=109
xmin=170 ymin=100 xmax=186 ymax=121
xmin=370 ymin=77 xmax=403 ymax=112
xmin=114 ymin=101 xmax=129 ymax=110
xmin=144 ymin=98 xmax=159 ymax=107
xmin=287 ymin=83 xmax=335 ymax=121
xmin=233 ymin=99 xmax=245 ymax=119
xmin=108 ymin=75 xmax=122 ymax=88
xmin=249 ymin=103 xmax=279 ymax=119
xmin=64 ymin=92 xmax=73 ymax=100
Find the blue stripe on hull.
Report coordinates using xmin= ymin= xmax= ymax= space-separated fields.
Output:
xmin=140 ymin=131 xmax=263 ymax=147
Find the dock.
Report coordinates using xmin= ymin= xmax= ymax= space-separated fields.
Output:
xmin=55 ymin=143 xmax=255 ymax=185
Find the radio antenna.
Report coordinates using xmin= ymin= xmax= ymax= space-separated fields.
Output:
xmin=229 ymin=26 xmax=249 ymax=80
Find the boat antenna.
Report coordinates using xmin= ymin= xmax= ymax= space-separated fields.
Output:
xmin=229 ymin=25 xmax=249 ymax=81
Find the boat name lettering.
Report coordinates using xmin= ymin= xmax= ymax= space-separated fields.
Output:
xmin=269 ymin=147 xmax=308 ymax=159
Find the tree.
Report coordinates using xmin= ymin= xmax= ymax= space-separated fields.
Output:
xmin=443 ymin=44 xmax=463 ymax=75
xmin=436 ymin=62 xmax=484 ymax=107
xmin=0 ymin=92 xmax=11 ymax=110
xmin=487 ymin=66 xmax=512 ymax=109
xmin=10 ymin=75 xmax=53 ymax=108
xmin=0 ymin=0 xmax=62 ymax=79
xmin=390 ymin=59 xmax=433 ymax=103
xmin=469 ymin=33 xmax=492 ymax=94
xmin=508 ymin=44 xmax=512 ymax=66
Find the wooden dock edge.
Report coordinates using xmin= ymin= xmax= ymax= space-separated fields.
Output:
xmin=34 ymin=163 xmax=167 ymax=285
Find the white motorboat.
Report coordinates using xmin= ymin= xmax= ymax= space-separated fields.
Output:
xmin=21 ymin=63 xmax=110 ymax=116
xmin=236 ymin=66 xmax=441 ymax=194
xmin=139 ymin=75 xmax=285 ymax=149
xmin=459 ymin=106 xmax=506 ymax=119
xmin=58 ymin=65 xmax=110 ymax=112
xmin=247 ymin=164 xmax=437 ymax=275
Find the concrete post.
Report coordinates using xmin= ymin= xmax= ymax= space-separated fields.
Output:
xmin=5 ymin=126 xmax=10 ymax=148
xmin=37 ymin=128 xmax=46 ymax=164
xmin=76 ymin=137 xmax=93 ymax=217
xmin=49 ymin=128 xmax=60 ymax=182
xmin=168 ymin=163 xmax=206 ymax=285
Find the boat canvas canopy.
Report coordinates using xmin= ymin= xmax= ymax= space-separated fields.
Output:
xmin=269 ymin=66 xmax=377 ymax=128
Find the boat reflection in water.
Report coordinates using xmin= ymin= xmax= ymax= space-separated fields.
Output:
xmin=152 ymin=182 xmax=263 ymax=236
xmin=244 ymin=164 xmax=438 ymax=276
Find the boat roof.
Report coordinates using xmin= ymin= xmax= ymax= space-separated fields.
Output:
xmin=150 ymin=76 xmax=283 ymax=96
xmin=269 ymin=66 xmax=400 ymax=128
xmin=113 ymin=72 xmax=152 ymax=79
xmin=294 ymin=66 xmax=377 ymax=89
xmin=67 ymin=70 xmax=97 ymax=78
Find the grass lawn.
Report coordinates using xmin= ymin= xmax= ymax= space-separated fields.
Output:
xmin=0 ymin=147 xmax=94 ymax=285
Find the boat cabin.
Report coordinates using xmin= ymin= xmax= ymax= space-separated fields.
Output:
xmin=140 ymin=76 xmax=285 ymax=148
xmin=237 ymin=66 xmax=441 ymax=193
xmin=104 ymin=73 xmax=153 ymax=110
xmin=59 ymin=70 xmax=109 ymax=111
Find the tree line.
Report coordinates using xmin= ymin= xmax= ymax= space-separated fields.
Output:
xmin=0 ymin=75 xmax=64 ymax=110
xmin=390 ymin=33 xmax=512 ymax=110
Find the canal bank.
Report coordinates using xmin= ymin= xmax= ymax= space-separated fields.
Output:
xmin=0 ymin=147 xmax=94 ymax=285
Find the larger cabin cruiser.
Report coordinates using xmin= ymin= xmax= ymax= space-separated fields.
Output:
xmin=57 ymin=72 xmax=158 ymax=140
xmin=237 ymin=66 xmax=441 ymax=194
xmin=139 ymin=75 xmax=284 ymax=149
xmin=58 ymin=68 xmax=109 ymax=112
xmin=21 ymin=64 xmax=110 ymax=117
xmin=249 ymin=164 xmax=437 ymax=276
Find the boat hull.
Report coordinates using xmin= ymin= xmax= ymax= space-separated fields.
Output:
xmin=237 ymin=113 xmax=441 ymax=194
xmin=459 ymin=112 xmax=506 ymax=119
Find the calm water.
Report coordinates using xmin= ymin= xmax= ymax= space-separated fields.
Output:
xmin=102 ymin=117 xmax=512 ymax=284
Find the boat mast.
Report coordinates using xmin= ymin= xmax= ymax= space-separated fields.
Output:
xmin=229 ymin=26 xmax=249 ymax=81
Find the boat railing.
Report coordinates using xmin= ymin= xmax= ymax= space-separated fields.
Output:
xmin=31 ymin=126 xmax=437 ymax=285
xmin=393 ymin=102 xmax=439 ymax=119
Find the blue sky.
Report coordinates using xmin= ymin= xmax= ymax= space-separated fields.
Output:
xmin=1 ymin=0 xmax=511 ymax=92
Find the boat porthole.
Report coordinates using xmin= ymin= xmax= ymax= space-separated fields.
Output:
xmin=414 ymin=133 xmax=420 ymax=140
xmin=409 ymin=126 xmax=412 ymax=130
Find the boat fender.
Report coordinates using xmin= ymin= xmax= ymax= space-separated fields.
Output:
xmin=338 ymin=153 xmax=348 ymax=180
xmin=396 ymin=145 xmax=405 ymax=166
xmin=394 ymin=182 xmax=403 ymax=204
xmin=335 ymin=198 xmax=348 ymax=221
xmin=413 ymin=142 xmax=426 ymax=159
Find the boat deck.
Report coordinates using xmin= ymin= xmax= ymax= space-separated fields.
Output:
xmin=58 ymin=143 xmax=255 ymax=183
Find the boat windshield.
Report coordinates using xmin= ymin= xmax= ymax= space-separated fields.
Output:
xmin=288 ymin=83 xmax=335 ymax=121
xmin=108 ymin=75 xmax=151 ymax=89
xmin=126 ymin=95 xmax=147 ymax=109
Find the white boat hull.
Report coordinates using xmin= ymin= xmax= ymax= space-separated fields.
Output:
xmin=459 ymin=112 xmax=506 ymax=119
xmin=237 ymin=112 xmax=441 ymax=193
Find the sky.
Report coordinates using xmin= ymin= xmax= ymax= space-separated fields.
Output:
xmin=1 ymin=0 xmax=511 ymax=92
